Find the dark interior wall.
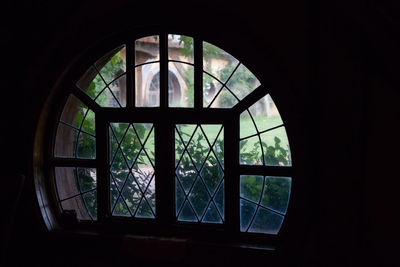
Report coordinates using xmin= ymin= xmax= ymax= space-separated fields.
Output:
xmin=1 ymin=0 xmax=399 ymax=266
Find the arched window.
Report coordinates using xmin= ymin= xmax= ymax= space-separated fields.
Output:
xmin=42 ymin=32 xmax=293 ymax=238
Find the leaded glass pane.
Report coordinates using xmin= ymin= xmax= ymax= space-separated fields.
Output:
xmin=175 ymin=124 xmax=224 ymax=223
xmin=109 ymin=123 xmax=155 ymax=218
xmin=226 ymin=64 xmax=260 ymax=100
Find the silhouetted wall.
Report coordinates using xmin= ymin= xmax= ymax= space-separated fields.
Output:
xmin=1 ymin=0 xmax=399 ymax=266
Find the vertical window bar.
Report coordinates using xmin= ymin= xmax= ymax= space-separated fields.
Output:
xmin=194 ymin=37 xmax=203 ymax=109
xmin=126 ymin=42 xmax=134 ymax=109
xmin=95 ymin=111 xmax=109 ymax=221
xmin=160 ymin=33 xmax=168 ymax=108
xmin=154 ymin=121 xmax=175 ymax=224
xmin=224 ymin=113 xmax=240 ymax=232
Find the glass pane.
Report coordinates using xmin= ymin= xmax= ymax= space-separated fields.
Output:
xmin=55 ymin=167 xmax=79 ymax=200
xmin=203 ymin=72 xmax=223 ymax=107
xmin=203 ymin=202 xmax=222 ymax=224
xmin=82 ymin=190 xmax=97 ymax=220
xmin=168 ymin=62 xmax=194 ymax=107
xmin=240 ymin=175 xmax=263 ymax=203
xmin=261 ymin=177 xmax=291 ymax=214
xmin=178 ymin=201 xmax=197 ymax=222
xmin=240 ymin=135 xmax=263 ymax=165
xmin=226 ymin=64 xmax=261 ymax=100
xmin=260 ymin=126 xmax=291 ymax=166
xmin=175 ymin=124 xmax=224 ymax=223
xmin=210 ymin=87 xmax=238 ymax=108
xmin=135 ymin=35 xmax=159 ymax=66
xmin=214 ymin=180 xmax=224 ymax=218
xmin=135 ymin=63 xmax=160 ymax=107
xmin=54 ymin=123 xmax=78 ymax=158
xmin=95 ymin=87 xmax=121 ymax=108
xmin=76 ymin=66 xmax=106 ymax=98
xmin=240 ymin=199 xmax=257 ymax=232
xmin=81 ymin=110 xmax=95 ymax=135
xmin=60 ymin=195 xmax=91 ymax=220
xmin=77 ymin=132 xmax=96 ymax=159
xmin=109 ymin=123 xmax=155 ymax=218
xmin=76 ymin=168 xmax=96 ymax=192
xmin=108 ymin=74 xmax=127 ymax=107
xmin=248 ymin=208 xmax=284 ymax=235
xmin=188 ymin=178 xmax=210 ymax=218
xmin=168 ymin=34 xmax=194 ymax=63
xmin=95 ymin=45 xmax=126 ymax=84
xmin=240 ymin=110 xmax=258 ymax=139
xmin=175 ymin=177 xmax=185 ymax=215
xmin=248 ymin=94 xmax=283 ymax=133
xmin=203 ymin=41 xmax=239 ymax=83
xmin=121 ymin=173 xmax=141 ymax=216
xmin=60 ymin=95 xmax=87 ymax=128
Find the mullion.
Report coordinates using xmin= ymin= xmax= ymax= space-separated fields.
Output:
xmin=160 ymin=32 xmax=168 ymax=108
xmin=194 ymin=37 xmax=202 ymax=109
xmin=126 ymin=41 xmax=134 ymax=108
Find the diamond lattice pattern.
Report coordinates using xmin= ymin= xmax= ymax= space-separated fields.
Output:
xmin=175 ymin=124 xmax=224 ymax=223
xmin=109 ymin=123 xmax=155 ymax=218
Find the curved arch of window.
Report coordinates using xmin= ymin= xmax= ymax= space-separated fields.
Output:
xmin=52 ymin=33 xmax=292 ymax=236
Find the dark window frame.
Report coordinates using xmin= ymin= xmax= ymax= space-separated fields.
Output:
xmin=43 ymin=29 xmax=294 ymax=246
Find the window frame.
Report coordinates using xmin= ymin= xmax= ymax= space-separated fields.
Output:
xmin=39 ymin=29 xmax=294 ymax=246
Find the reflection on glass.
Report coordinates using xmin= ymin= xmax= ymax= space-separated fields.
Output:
xmin=168 ymin=34 xmax=194 ymax=63
xmin=175 ymin=124 xmax=224 ymax=223
xmin=203 ymin=73 xmax=223 ymax=107
xmin=260 ymin=126 xmax=291 ymax=166
xmin=203 ymin=41 xmax=239 ymax=83
xmin=135 ymin=36 xmax=159 ymax=66
xmin=210 ymin=87 xmax=238 ymax=108
xmin=135 ymin=63 xmax=160 ymax=107
xmin=109 ymin=122 xmax=155 ymax=218
xmin=56 ymin=167 xmax=97 ymax=220
xmin=168 ymin=62 xmax=194 ymax=107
